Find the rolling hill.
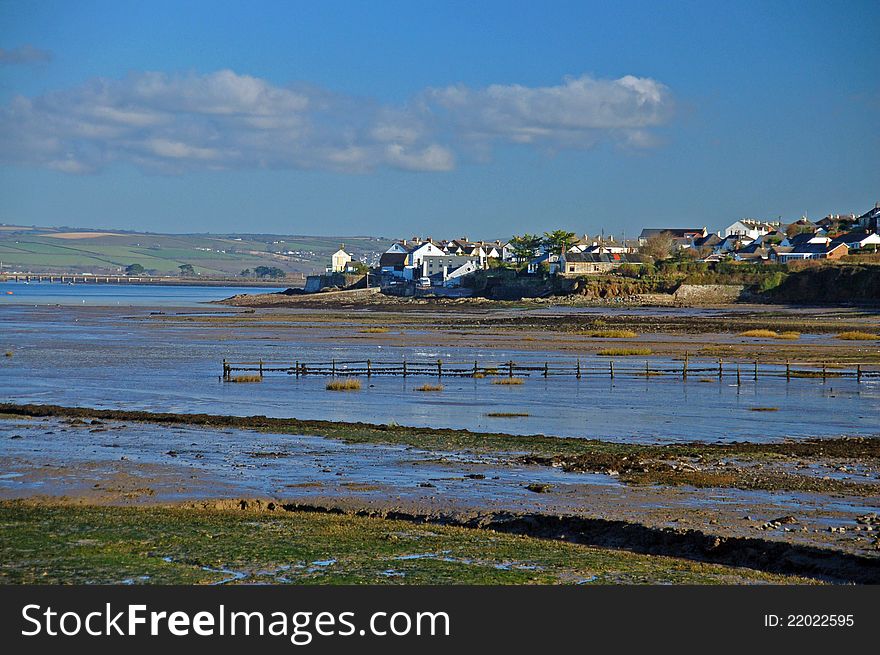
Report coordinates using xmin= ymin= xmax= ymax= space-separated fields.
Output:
xmin=0 ymin=225 xmax=390 ymax=278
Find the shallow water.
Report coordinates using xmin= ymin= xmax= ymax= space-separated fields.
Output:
xmin=0 ymin=281 xmax=284 ymax=307
xmin=1 ymin=300 xmax=878 ymax=443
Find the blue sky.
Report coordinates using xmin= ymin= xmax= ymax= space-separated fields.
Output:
xmin=0 ymin=0 xmax=877 ymax=238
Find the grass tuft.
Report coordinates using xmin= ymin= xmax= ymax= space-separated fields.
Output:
xmin=359 ymin=327 xmax=390 ymax=333
xmin=739 ymin=329 xmax=800 ymax=340
xmin=4 ymin=351 xmax=12 ymax=358
xmin=586 ymin=329 xmax=638 ymax=339
xmin=415 ymin=383 xmax=444 ymax=392
xmin=835 ymin=331 xmax=877 ymax=341
xmin=492 ymin=377 xmax=525 ymax=385
xmin=229 ymin=375 xmax=262 ymax=383
xmin=596 ymin=348 xmax=652 ymax=356
xmin=749 ymin=407 xmax=780 ymax=412
xmin=326 ymin=378 xmax=362 ymax=391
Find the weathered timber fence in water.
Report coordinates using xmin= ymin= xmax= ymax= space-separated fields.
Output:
xmin=222 ymin=355 xmax=879 ymax=384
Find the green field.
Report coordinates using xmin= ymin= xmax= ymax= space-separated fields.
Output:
xmin=0 ymin=225 xmax=390 ymax=277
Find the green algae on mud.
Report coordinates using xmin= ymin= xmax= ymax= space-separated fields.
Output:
xmin=4 ymin=403 xmax=878 ymax=461
xmin=0 ymin=501 xmax=814 ymax=585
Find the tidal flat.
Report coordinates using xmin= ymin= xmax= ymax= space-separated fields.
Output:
xmin=1 ymin=291 xmax=878 ymax=584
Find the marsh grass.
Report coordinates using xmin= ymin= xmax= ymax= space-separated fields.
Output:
xmin=836 ymin=331 xmax=877 ymax=341
xmin=739 ymin=329 xmax=800 ymax=340
xmin=749 ymin=407 xmax=780 ymax=412
xmin=472 ymin=372 xmax=486 ymax=379
xmin=416 ymin=383 xmax=444 ymax=392
xmin=586 ymin=329 xmax=638 ymax=338
xmin=3 ymin=351 xmax=11 ymax=357
xmin=485 ymin=412 xmax=530 ymax=418
xmin=788 ymin=370 xmax=842 ymax=378
xmin=492 ymin=377 xmax=524 ymax=385
xmin=326 ymin=378 xmax=362 ymax=391
xmin=596 ymin=348 xmax=652 ymax=356
xmin=229 ymin=375 xmax=262 ymax=383
xmin=359 ymin=327 xmax=390 ymax=333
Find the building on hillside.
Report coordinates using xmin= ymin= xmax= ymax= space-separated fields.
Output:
xmin=638 ymin=227 xmax=708 ymax=247
xmin=558 ymin=252 xmax=647 ymax=276
xmin=831 ymin=230 xmax=880 ymax=251
xmin=857 ymin=203 xmax=880 ymax=232
xmin=772 ymin=241 xmax=848 ymax=263
xmin=722 ymin=219 xmax=782 ymax=240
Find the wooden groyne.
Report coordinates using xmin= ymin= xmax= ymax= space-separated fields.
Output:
xmin=222 ymin=355 xmax=878 ymax=383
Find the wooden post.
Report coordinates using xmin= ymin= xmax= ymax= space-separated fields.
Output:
xmin=367 ymin=359 xmax=372 ymax=378
xmin=754 ymin=360 xmax=758 ymax=382
xmin=718 ymin=358 xmax=723 ymax=380
xmin=437 ymin=359 xmax=442 ymax=378
xmin=857 ymin=364 xmax=861 ymax=383
xmin=786 ymin=360 xmax=790 ymax=381
xmin=403 ymin=358 xmax=407 ymax=378
xmin=259 ymin=359 xmax=263 ymax=378
xmin=508 ymin=360 xmax=514 ymax=378
xmin=610 ymin=360 xmax=614 ymax=379
xmin=222 ymin=359 xmax=228 ymax=380
xmin=295 ymin=360 xmax=299 ymax=378
xmin=736 ymin=364 xmax=741 ymax=386
xmin=576 ymin=359 xmax=581 ymax=380
xmin=645 ymin=360 xmax=650 ymax=377
xmin=683 ymin=352 xmax=688 ymax=380
xmin=543 ymin=362 xmax=549 ymax=378
xmin=474 ymin=361 xmax=478 ymax=377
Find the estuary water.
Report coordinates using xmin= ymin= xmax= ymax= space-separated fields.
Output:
xmin=0 ymin=281 xmax=284 ymax=307
xmin=0 ymin=284 xmax=878 ymax=443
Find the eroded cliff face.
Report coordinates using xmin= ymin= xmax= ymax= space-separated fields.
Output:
xmin=769 ymin=264 xmax=880 ymax=304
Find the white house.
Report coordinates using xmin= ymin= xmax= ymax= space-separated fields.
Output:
xmin=723 ymin=219 xmax=781 ymax=240
xmin=329 ymin=247 xmax=352 ymax=273
xmin=832 ymin=230 xmax=880 ymax=251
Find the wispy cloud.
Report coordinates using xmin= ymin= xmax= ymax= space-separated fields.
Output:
xmin=0 ymin=69 xmax=674 ymax=174
xmin=0 ymin=45 xmax=53 ymax=65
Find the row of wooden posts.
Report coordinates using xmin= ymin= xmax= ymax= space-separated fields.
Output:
xmin=222 ymin=353 xmax=871 ymax=384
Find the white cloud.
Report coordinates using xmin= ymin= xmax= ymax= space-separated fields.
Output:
xmin=425 ymin=74 xmax=673 ymax=148
xmin=0 ymin=70 xmax=674 ymax=174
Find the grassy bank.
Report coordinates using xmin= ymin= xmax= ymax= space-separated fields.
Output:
xmin=0 ymin=502 xmax=811 ymax=585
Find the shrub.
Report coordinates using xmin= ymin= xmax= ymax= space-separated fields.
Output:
xmin=416 ymin=383 xmax=444 ymax=392
xmin=492 ymin=377 xmax=525 ymax=385
xmin=326 ymin=378 xmax=362 ymax=391
xmin=596 ymin=348 xmax=652 ymax=356
xmin=836 ymin=331 xmax=877 ymax=341
xmin=229 ymin=375 xmax=262 ymax=383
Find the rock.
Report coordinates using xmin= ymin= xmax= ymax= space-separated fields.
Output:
xmin=525 ymin=483 xmax=552 ymax=493
xmin=772 ymin=515 xmax=798 ymax=525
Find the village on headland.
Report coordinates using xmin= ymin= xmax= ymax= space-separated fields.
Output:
xmin=265 ymin=202 xmax=880 ymax=305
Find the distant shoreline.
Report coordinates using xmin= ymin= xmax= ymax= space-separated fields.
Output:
xmin=0 ymin=275 xmax=302 ymax=288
